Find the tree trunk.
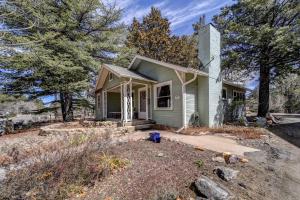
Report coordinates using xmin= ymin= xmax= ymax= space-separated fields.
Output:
xmin=257 ymin=66 xmax=270 ymax=117
xmin=60 ymin=92 xmax=74 ymax=122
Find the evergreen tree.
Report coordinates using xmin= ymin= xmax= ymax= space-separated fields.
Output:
xmin=213 ymin=0 xmax=300 ymax=117
xmin=0 ymin=0 xmax=124 ymax=121
xmin=126 ymin=7 xmax=199 ymax=68
xmin=126 ymin=7 xmax=171 ymax=62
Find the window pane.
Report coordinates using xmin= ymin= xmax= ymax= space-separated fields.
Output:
xmin=222 ymin=89 xmax=227 ymax=99
xmin=157 ymin=85 xmax=170 ymax=97
xmin=157 ymin=97 xmax=171 ymax=108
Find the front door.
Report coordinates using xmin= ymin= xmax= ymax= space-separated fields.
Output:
xmin=138 ymin=88 xmax=147 ymax=119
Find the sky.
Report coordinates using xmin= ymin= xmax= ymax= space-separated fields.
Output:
xmin=105 ymin=0 xmax=235 ymax=35
xmin=104 ymin=0 xmax=258 ymax=89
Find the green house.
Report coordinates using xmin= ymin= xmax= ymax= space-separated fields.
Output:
xmin=95 ymin=24 xmax=246 ymax=129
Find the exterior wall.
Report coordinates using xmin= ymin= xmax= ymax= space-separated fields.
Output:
xmin=198 ymin=24 xmax=222 ymax=127
xmin=95 ymin=91 xmax=102 ymax=120
xmin=186 ymin=74 xmax=198 ymax=125
xmin=134 ymin=60 xmax=183 ymax=128
xmin=107 ymin=92 xmax=121 ymax=115
xmin=197 ymin=76 xmax=209 ymax=126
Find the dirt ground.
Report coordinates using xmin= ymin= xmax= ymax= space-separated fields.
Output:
xmin=76 ymin=139 xmax=276 ymax=200
xmin=1 ymin=117 xmax=299 ymax=200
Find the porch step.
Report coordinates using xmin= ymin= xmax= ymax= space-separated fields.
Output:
xmin=134 ymin=123 xmax=154 ymax=130
xmin=124 ymin=120 xmax=155 ymax=126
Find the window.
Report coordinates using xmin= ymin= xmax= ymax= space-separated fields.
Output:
xmin=233 ymin=90 xmax=245 ymax=101
xmin=154 ymin=81 xmax=172 ymax=110
xmin=222 ymin=88 xmax=227 ymax=99
xmin=109 ymin=72 xmax=113 ymax=81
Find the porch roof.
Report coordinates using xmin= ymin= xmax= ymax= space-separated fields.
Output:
xmin=103 ymin=64 xmax=157 ymax=83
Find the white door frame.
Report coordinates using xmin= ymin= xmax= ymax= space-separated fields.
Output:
xmin=138 ymin=87 xmax=148 ymax=119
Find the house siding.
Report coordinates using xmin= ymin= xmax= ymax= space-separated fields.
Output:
xmin=95 ymin=91 xmax=102 ymax=120
xmin=223 ymin=83 xmax=245 ymax=99
xmin=197 ymin=76 xmax=209 ymax=126
xmin=107 ymin=92 xmax=121 ymax=115
xmin=186 ymin=74 xmax=198 ymax=125
xmin=134 ymin=60 xmax=183 ymax=128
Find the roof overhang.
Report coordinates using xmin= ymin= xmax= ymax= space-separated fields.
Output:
xmin=128 ymin=55 xmax=209 ymax=77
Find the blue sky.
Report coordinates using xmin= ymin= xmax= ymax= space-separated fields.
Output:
xmin=105 ymin=0 xmax=235 ymax=35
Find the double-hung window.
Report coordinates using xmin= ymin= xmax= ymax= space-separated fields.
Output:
xmin=154 ymin=81 xmax=172 ymax=110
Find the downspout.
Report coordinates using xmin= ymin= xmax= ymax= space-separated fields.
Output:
xmin=175 ymin=70 xmax=197 ymax=133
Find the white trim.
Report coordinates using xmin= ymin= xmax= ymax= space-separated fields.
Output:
xmin=175 ymin=70 xmax=197 ymax=129
xmin=153 ymin=80 xmax=173 ymax=111
xmin=222 ymin=87 xmax=228 ymax=100
xmin=138 ymin=87 xmax=147 ymax=119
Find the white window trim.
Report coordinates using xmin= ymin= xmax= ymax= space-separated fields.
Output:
xmin=153 ymin=80 xmax=173 ymax=110
xmin=222 ymin=87 xmax=227 ymax=100
xmin=233 ymin=90 xmax=244 ymax=101
xmin=109 ymin=72 xmax=113 ymax=81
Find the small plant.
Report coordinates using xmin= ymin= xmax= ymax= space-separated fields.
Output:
xmin=98 ymin=153 xmax=129 ymax=171
xmin=195 ymin=159 xmax=204 ymax=168
xmin=69 ymin=134 xmax=89 ymax=146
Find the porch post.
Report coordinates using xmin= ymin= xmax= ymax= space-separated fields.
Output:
xmin=123 ymin=83 xmax=128 ymax=122
xmin=129 ymin=81 xmax=133 ymax=121
xmin=145 ymin=84 xmax=148 ymax=120
xmin=120 ymin=84 xmax=124 ymax=122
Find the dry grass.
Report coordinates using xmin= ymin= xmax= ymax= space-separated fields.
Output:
xmin=181 ymin=125 xmax=265 ymax=139
xmin=0 ymin=135 xmax=128 ymax=200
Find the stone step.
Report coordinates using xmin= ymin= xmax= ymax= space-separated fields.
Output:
xmin=134 ymin=124 xmax=154 ymax=130
xmin=124 ymin=120 xmax=155 ymax=126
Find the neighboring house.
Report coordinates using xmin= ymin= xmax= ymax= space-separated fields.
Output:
xmin=95 ymin=24 xmax=246 ymax=128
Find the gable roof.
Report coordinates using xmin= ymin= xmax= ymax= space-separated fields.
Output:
xmin=103 ymin=64 xmax=157 ymax=83
xmin=128 ymin=55 xmax=209 ymax=77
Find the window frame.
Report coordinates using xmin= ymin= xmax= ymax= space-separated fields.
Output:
xmin=233 ymin=90 xmax=245 ymax=101
xmin=153 ymin=80 xmax=173 ymax=110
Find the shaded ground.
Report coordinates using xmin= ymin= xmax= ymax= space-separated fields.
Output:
xmin=80 ymin=140 xmax=277 ymax=200
xmin=238 ymin=117 xmax=300 ymax=200
xmin=268 ymin=117 xmax=300 ymax=147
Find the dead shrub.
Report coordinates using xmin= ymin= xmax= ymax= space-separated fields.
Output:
xmin=0 ymin=140 xmax=129 ymax=200
xmin=181 ymin=125 xmax=265 ymax=139
xmin=152 ymin=124 xmax=175 ymax=132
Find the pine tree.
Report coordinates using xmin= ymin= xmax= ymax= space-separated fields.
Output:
xmin=126 ymin=7 xmax=199 ymax=68
xmin=213 ymin=0 xmax=300 ymax=117
xmin=126 ymin=7 xmax=172 ymax=62
xmin=0 ymin=0 xmax=124 ymax=121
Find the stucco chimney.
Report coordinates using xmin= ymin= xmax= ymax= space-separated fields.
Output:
xmin=197 ymin=24 xmax=223 ymax=127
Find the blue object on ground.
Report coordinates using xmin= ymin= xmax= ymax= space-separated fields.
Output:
xmin=149 ymin=132 xmax=161 ymax=143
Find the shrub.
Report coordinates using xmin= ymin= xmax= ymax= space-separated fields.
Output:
xmin=195 ymin=159 xmax=204 ymax=168
xmin=0 ymin=142 xmax=129 ymax=200
xmin=181 ymin=125 xmax=265 ymax=139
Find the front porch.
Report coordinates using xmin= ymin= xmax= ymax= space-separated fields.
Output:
xmin=98 ymin=79 xmax=153 ymax=126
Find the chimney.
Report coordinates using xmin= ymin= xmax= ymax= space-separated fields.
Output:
xmin=197 ymin=24 xmax=223 ymax=127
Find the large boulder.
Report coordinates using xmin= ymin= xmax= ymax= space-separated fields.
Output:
xmin=194 ymin=176 xmax=231 ymax=200
xmin=213 ymin=166 xmax=239 ymax=181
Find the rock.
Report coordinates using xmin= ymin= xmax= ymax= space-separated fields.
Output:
xmin=265 ymin=166 xmax=275 ymax=172
xmin=0 ymin=168 xmax=7 ymax=182
xmin=195 ymin=146 xmax=205 ymax=151
xmin=212 ymin=157 xmax=225 ymax=163
xmin=223 ymin=152 xmax=240 ymax=164
xmin=239 ymin=158 xmax=249 ymax=163
xmin=213 ymin=166 xmax=239 ymax=181
xmin=194 ymin=175 xmax=231 ymax=200
xmin=238 ymin=182 xmax=247 ymax=189
xmin=157 ymin=153 xmax=164 ymax=157
xmin=256 ymin=117 xmax=267 ymax=127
